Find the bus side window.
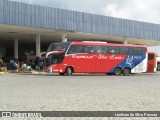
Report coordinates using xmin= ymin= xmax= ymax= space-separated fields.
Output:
xmin=96 ymin=46 xmax=107 ymax=54
xmin=138 ymin=48 xmax=146 ymax=54
xmin=67 ymin=45 xmax=76 ymax=54
xmin=120 ymin=47 xmax=129 ymax=54
xmin=84 ymin=46 xmax=96 ymax=54
xmin=128 ymin=47 xmax=137 ymax=54
xmin=76 ymin=46 xmax=84 ymax=53
xmin=107 ymin=47 xmax=120 ymax=54
xmin=67 ymin=45 xmax=84 ymax=54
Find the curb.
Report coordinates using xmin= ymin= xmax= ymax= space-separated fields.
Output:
xmin=31 ymin=71 xmax=47 ymax=74
xmin=138 ymin=72 xmax=160 ymax=75
xmin=0 ymin=72 xmax=5 ymax=75
xmin=0 ymin=71 xmax=48 ymax=75
xmin=0 ymin=72 xmax=8 ymax=75
xmin=31 ymin=71 xmax=39 ymax=74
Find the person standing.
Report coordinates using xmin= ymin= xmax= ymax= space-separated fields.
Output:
xmin=13 ymin=60 xmax=19 ymax=72
xmin=39 ymin=60 xmax=44 ymax=72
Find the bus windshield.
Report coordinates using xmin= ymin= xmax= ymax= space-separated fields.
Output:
xmin=47 ymin=42 xmax=71 ymax=52
xmin=45 ymin=53 xmax=65 ymax=65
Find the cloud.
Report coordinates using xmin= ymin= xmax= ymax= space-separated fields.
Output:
xmin=104 ymin=3 xmax=130 ymax=18
xmin=104 ymin=0 xmax=160 ymax=24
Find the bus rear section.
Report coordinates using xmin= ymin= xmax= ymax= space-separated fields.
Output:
xmin=146 ymin=52 xmax=157 ymax=73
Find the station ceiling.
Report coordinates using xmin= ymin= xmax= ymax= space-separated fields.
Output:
xmin=0 ymin=24 xmax=160 ymax=47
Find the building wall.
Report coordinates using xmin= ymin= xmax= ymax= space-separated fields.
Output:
xmin=0 ymin=47 xmax=6 ymax=57
xmin=0 ymin=0 xmax=160 ymax=41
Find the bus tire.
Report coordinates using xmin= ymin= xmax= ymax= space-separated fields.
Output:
xmin=123 ymin=68 xmax=131 ymax=76
xmin=114 ymin=67 xmax=122 ymax=75
xmin=59 ymin=73 xmax=65 ymax=75
xmin=66 ymin=67 xmax=73 ymax=76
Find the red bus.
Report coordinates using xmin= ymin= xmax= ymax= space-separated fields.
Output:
xmin=146 ymin=52 xmax=157 ymax=72
xmin=44 ymin=41 xmax=148 ymax=76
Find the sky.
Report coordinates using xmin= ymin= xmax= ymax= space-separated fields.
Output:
xmin=9 ymin=0 xmax=160 ymax=56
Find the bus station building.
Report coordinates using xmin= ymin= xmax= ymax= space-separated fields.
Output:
xmin=0 ymin=0 xmax=160 ymax=62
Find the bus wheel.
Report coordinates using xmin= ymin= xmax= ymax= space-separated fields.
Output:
xmin=123 ymin=68 xmax=131 ymax=76
xmin=114 ymin=67 xmax=122 ymax=75
xmin=66 ymin=67 xmax=73 ymax=76
xmin=59 ymin=73 xmax=65 ymax=75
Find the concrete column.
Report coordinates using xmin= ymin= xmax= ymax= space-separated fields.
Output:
xmin=14 ymin=39 xmax=18 ymax=59
xmin=123 ymin=37 xmax=128 ymax=44
xmin=62 ymin=33 xmax=67 ymax=42
xmin=36 ymin=34 xmax=41 ymax=58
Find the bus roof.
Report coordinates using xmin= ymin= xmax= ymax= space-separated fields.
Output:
xmin=71 ymin=41 xmax=147 ymax=47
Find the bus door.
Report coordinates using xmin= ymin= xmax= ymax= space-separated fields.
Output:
xmin=66 ymin=45 xmax=96 ymax=73
xmin=147 ymin=52 xmax=156 ymax=72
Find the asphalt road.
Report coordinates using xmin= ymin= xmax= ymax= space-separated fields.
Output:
xmin=0 ymin=73 xmax=160 ymax=110
xmin=0 ymin=73 xmax=160 ymax=119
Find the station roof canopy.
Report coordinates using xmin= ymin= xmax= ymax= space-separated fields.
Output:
xmin=0 ymin=0 xmax=160 ymax=46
